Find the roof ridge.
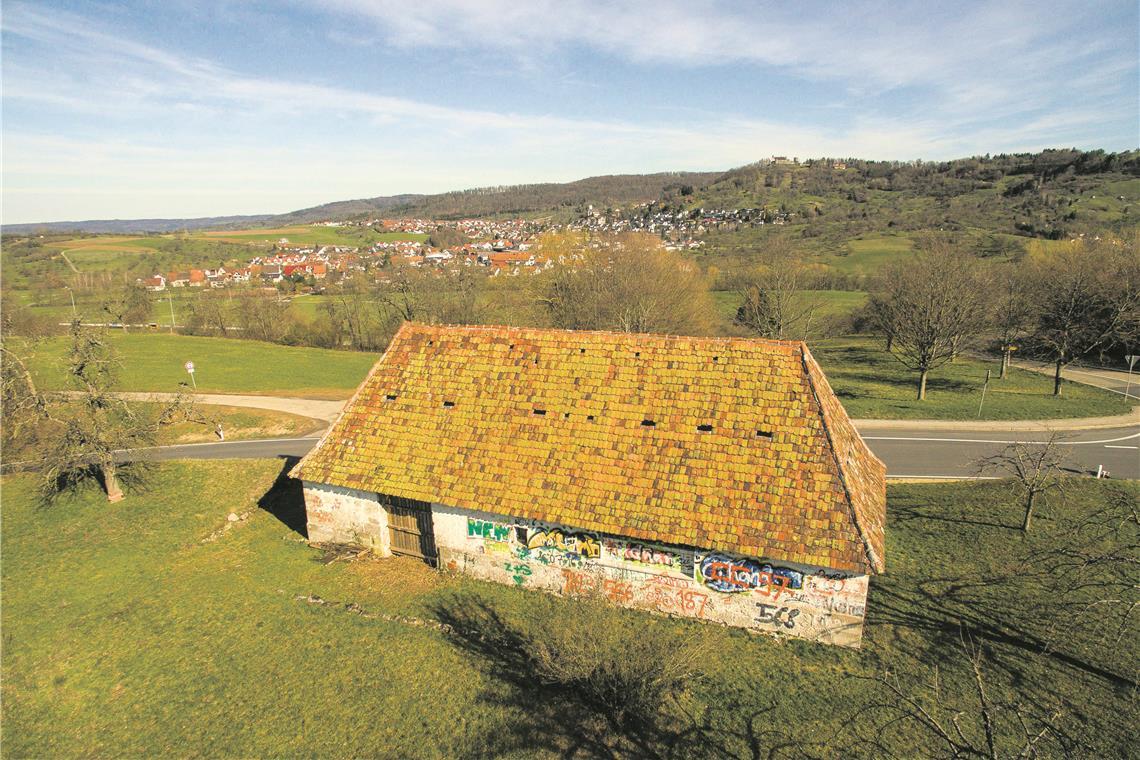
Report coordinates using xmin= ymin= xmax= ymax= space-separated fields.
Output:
xmin=403 ymin=321 xmax=804 ymax=349
xmin=799 ymin=344 xmax=886 ymax=573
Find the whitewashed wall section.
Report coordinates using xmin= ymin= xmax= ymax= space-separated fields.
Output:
xmin=432 ymin=503 xmax=869 ymax=647
xmin=302 ymin=481 xmax=391 ymax=555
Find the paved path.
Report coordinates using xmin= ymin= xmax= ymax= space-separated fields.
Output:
xmin=81 ymin=392 xmax=346 ymax=424
xmin=126 ymin=423 xmax=1139 ymax=480
xmin=1008 ymin=358 xmax=1140 ymax=401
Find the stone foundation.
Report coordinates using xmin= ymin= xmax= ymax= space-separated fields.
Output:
xmin=302 ymin=481 xmax=391 ymax=555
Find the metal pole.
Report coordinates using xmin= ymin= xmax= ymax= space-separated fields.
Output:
xmin=66 ymin=287 xmax=76 ymax=318
xmin=977 ymin=369 xmax=991 ymax=419
xmin=1126 ymin=361 xmax=1135 ymax=400
xmin=168 ymin=293 xmax=176 ymax=334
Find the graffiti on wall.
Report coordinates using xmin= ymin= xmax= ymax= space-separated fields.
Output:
xmin=755 ymin=602 xmax=800 ymax=629
xmin=505 ymin=561 xmax=532 ymax=586
xmin=699 ymin=554 xmax=805 ymax=597
xmin=561 ymin=568 xmax=634 ymax=604
xmin=602 ymin=537 xmax=692 ymax=573
xmin=526 ymin=527 xmax=600 ymax=559
xmin=468 ymin=518 xmax=511 ymax=542
xmin=644 ymin=576 xmax=709 ymax=618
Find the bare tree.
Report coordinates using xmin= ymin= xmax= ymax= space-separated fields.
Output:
xmin=853 ymin=631 xmax=1068 ymax=759
xmin=1023 ymin=485 xmax=1139 ymax=652
xmin=100 ymin=281 xmax=152 ymax=331
xmin=974 ymin=433 xmax=1069 ymax=532
xmin=541 ymin=231 xmax=716 ymax=335
xmin=7 ymin=322 xmax=203 ymax=502
xmin=1026 ymin=236 xmax=1140 ymax=396
xmin=872 ymin=243 xmax=988 ymax=399
xmin=734 ymin=239 xmax=822 ymax=340
xmin=990 ymin=267 xmax=1037 ymax=380
xmin=234 ymin=291 xmax=296 ymax=343
xmin=187 ymin=289 xmax=235 ymax=336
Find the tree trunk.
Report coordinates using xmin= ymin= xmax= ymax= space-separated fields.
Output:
xmin=885 ymin=334 xmax=893 ymax=352
xmin=1021 ymin=492 xmax=1035 ymax=532
xmin=917 ymin=369 xmax=928 ymax=400
xmin=1053 ymin=359 xmax=1064 ymax=396
xmin=1000 ymin=348 xmax=1010 ymax=380
xmin=102 ymin=461 xmax=124 ymax=503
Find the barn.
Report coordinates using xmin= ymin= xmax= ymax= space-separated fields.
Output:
xmin=291 ymin=322 xmax=886 ymax=647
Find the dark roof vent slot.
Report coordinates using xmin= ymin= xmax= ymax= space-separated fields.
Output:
xmin=697 ymin=424 xmax=713 ymax=432
xmin=509 ymin=344 xmax=515 ymax=349
xmin=533 ymin=357 xmax=539 ymax=365
xmin=755 ymin=430 xmax=773 ymax=440
xmin=579 ymin=348 xmax=586 ymax=354
xmin=563 ymin=412 xmax=571 ymax=419
xmin=428 ymin=340 xmax=434 ymax=346
xmin=587 ymin=414 xmax=596 ymax=421
xmin=713 ymin=356 xmax=719 ymax=362
xmin=385 ymin=394 xmax=397 ymax=401
xmin=641 ymin=419 xmax=656 ymax=427
xmin=635 ymin=351 xmax=641 ymax=357
xmin=443 ymin=400 xmax=455 ymax=408
xmin=533 ymin=408 xmax=546 ymax=416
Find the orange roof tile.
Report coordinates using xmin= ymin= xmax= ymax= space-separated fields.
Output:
xmin=293 ymin=323 xmax=886 ymax=573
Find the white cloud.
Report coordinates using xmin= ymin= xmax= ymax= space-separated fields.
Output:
xmin=1 ymin=1 xmax=1134 ymax=223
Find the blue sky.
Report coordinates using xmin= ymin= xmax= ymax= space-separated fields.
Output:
xmin=2 ymin=0 xmax=1137 ymax=223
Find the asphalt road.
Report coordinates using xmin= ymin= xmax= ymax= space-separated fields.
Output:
xmin=127 ymin=424 xmax=1139 ymax=480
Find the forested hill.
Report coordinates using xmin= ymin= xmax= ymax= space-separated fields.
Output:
xmin=378 ymin=172 xmax=722 ymax=221
xmin=5 ymin=149 xmax=1136 ymax=236
xmin=680 ymin=149 xmax=1140 ymax=240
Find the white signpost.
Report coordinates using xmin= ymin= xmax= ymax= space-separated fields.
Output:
xmin=184 ymin=360 xmax=197 ymax=390
xmin=1125 ymin=355 xmax=1137 ymax=399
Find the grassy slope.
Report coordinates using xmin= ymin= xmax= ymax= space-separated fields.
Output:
xmin=22 ymin=333 xmax=378 ymax=399
xmin=1 ymin=463 xmax=1135 ymax=757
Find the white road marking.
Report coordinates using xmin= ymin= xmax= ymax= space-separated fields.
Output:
xmin=1104 ymin=445 xmax=1138 ymax=450
xmin=863 ymin=432 xmax=1140 ymax=446
xmin=886 ymin=475 xmax=1000 ymax=480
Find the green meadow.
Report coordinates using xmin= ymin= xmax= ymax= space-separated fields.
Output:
xmin=2 ymin=462 xmax=1134 ymax=757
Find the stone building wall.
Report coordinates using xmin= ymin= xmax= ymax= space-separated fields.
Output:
xmin=431 ymin=502 xmax=870 ymax=647
xmin=302 ymin=481 xmax=391 ymax=555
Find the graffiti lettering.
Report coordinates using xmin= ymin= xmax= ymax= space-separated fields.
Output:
xmin=755 ymin=603 xmax=800 ymax=629
xmin=527 ymin=528 xmax=600 ymax=559
xmin=699 ymin=555 xmax=804 ymax=595
xmin=560 ymin=569 xmax=633 ymax=604
xmin=645 ymin=585 xmax=709 ymax=618
xmin=504 ymin=562 xmax=532 ymax=586
xmin=602 ymin=538 xmax=684 ymax=570
xmin=468 ymin=518 xmax=511 ymax=542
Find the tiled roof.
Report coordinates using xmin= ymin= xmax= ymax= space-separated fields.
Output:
xmin=293 ymin=323 xmax=886 ymax=573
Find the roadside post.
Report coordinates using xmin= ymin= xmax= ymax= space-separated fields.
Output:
xmin=977 ymin=368 xmax=991 ymax=418
xmin=184 ymin=360 xmax=197 ymax=390
xmin=1125 ymin=354 xmax=1137 ymax=399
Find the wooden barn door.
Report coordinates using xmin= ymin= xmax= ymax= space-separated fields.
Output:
xmin=384 ymin=496 xmax=437 ymax=564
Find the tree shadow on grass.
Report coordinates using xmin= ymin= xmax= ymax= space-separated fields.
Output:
xmin=257 ymin=455 xmax=307 ymax=538
xmin=427 ymin=590 xmax=816 ymax=760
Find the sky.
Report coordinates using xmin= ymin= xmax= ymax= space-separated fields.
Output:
xmin=2 ymin=0 xmax=1137 ymax=224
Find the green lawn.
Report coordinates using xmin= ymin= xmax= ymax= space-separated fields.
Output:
xmin=22 ymin=333 xmax=377 ymax=399
xmin=712 ymin=289 xmax=868 ymax=324
xmin=823 ymin=234 xmax=915 ymax=275
xmin=2 ymin=462 xmax=1134 ymax=757
xmin=813 ymin=337 xmax=1132 ymax=420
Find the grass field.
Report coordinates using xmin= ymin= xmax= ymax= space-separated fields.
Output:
xmin=21 ymin=333 xmax=378 ymax=399
xmin=192 ymin=226 xmax=429 ymax=247
xmin=712 ymin=288 xmax=868 ymax=325
xmin=823 ymin=234 xmax=915 ymax=274
xmin=2 ymin=462 xmax=1134 ymax=757
xmin=813 ymin=337 xmax=1131 ymax=420
xmin=156 ymin=404 xmax=322 ymax=444
xmin=16 ymin=331 xmax=1130 ymax=419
